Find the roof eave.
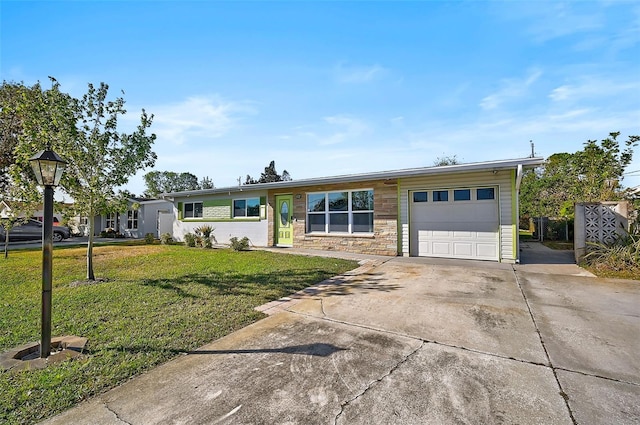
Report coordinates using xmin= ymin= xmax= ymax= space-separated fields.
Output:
xmin=161 ymin=157 xmax=545 ymax=198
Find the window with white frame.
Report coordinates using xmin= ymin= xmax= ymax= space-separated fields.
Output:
xmin=233 ymin=198 xmax=260 ymax=218
xmin=106 ymin=213 xmax=116 ymax=229
xmin=127 ymin=209 xmax=138 ymax=229
xmin=307 ymin=189 xmax=374 ymax=234
xmin=184 ymin=202 xmax=203 ymax=218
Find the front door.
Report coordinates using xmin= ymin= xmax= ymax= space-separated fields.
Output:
xmin=275 ymin=195 xmax=294 ymax=246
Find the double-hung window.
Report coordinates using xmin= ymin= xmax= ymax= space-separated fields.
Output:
xmin=106 ymin=213 xmax=116 ymax=229
xmin=127 ymin=210 xmax=138 ymax=229
xmin=307 ymin=189 xmax=374 ymax=234
xmin=184 ymin=202 xmax=203 ymax=218
xmin=233 ymin=198 xmax=260 ymax=218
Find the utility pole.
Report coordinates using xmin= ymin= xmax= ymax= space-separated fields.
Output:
xmin=530 ymin=140 xmax=535 ymax=158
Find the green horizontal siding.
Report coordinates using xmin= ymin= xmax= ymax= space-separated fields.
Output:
xmin=204 ymin=199 xmax=232 ymax=208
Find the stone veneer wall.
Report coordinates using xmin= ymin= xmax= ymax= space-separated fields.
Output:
xmin=267 ymin=180 xmax=398 ymax=256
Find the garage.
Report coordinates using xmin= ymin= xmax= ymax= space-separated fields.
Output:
xmin=409 ymin=187 xmax=499 ymax=260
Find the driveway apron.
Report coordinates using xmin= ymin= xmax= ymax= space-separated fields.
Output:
xmin=40 ymin=253 xmax=638 ymax=425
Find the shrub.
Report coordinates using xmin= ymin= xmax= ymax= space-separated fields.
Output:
xmin=584 ymin=235 xmax=640 ymax=273
xmin=194 ymin=225 xmax=215 ymax=238
xmin=160 ymin=233 xmax=173 ymax=245
xmin=144 ymin=233 xmax=155 ymax=244
xmin=183 ymin=233 xmax=196 ymax=247
xmin=229 ymin=236 xmax=250 ymax=251
xmin=194 ymin=225 xmax=216 ymax=248
xmin=100 ymin=229 xmax=118 ymax=238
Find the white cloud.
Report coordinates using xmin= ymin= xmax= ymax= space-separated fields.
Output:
xmin=149 ymin=96 xmax=255 ymax=146
xmin=492 ymin=2 xmax=604 ymax=43
xmin=333 ymin=63 xmax=388 ymax=84
xmin=549 ymin=77 xmax=640 ymax=102
xmin=318 ymin=115 xmax=369 ymax=146
xmin=480 ymin=69 xmax=543 ymax=110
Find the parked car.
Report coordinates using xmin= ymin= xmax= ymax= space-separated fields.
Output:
xmin=0 ymin=219 xmax=71 ymax=242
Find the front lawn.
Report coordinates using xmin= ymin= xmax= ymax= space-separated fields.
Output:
xmin=0 ymin=245 xmax=357 ymax=424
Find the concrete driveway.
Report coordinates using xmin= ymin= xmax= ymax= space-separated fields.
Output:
xmin=41 ymin=245 xmax=639 ymax=425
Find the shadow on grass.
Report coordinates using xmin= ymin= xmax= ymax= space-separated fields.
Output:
xmin=141 ymin=269 xmax=401 ymax=299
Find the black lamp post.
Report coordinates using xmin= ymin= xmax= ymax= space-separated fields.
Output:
xmin=29 ymin=150 xmax=66 ymax=358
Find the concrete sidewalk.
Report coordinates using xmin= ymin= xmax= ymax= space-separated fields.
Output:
xmin=40 ymin=251 xmax=639 ymax=425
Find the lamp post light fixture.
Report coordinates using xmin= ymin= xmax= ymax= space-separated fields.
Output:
xmin=29 ymin=150 xmax=66 ymax=358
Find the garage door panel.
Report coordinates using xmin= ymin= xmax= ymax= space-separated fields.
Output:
xmin=418 ymin=241 xmax=431 ymax=255
xmin=476 ymin=231 xmax=499 ymax=240
xmin=432 ymin=242 xmax=451 ymax=255
xmin=452 ymin=231 xmax=473 ymax=238
xmin=477 ymin=243 xmax=498 ymax=258
xmin=453 ymin=242 xmax=473 ymax=256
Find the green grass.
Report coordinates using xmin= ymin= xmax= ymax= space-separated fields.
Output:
xmin=0 ymin=245 xmax=358 ymax=424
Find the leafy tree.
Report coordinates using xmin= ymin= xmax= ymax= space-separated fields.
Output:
xmin=143 ymin=171 xmax=200 ymax=197
xmin=520 ymin=132 xmax=639 ymax=219
xmin=244 ymin=160 xmax=291 ymax=184
xmin=0 ymin=82 xmax=44 ymax=257
xmin=143 ymin=171 xmax=214 ymax=195
xmin=0 ymin=82 xmax=30 ymax=193
xmin=433 ymin=155 xmax=459 ymax=166
xmin=10 ymin=79 xmax=156 ymax=280
xmin=1 ymin=80 xmax=70 ymax=252
xmin=199 ymin=176 xmax=214 ymax=189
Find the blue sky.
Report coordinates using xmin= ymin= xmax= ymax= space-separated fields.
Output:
xmin=2 ymin=1 xmax=639 ymax=196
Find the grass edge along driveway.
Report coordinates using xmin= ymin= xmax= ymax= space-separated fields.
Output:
xmin=0 ymin=244 xmax=358 ymax=425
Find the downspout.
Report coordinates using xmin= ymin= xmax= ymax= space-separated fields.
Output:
xmin=515 ymin=164 xmax=523 ymax=263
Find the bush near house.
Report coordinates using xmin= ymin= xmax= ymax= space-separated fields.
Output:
xmin=230 ymin=236 xmax=250 ymax=251
xmin=183 ymin=232 xmax=196 ymax=247
xmin=99 ymin=228 xmax=124 ymax=238
xmin=193 ymin=225 xmax=216 ymax=248
xmin=0 ymin=245 xmax=357 ymax=424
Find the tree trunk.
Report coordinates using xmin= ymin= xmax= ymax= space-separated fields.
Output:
xmin=86 ymin=215 xmax=95 ymax=281
xmin=4 ymin=233 xmax=8 ymax=259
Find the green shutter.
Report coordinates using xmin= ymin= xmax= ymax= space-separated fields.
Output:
xmin=177 ymin=202 xmax=183 ymax=220
xmin=260 ymin=196 xmax=266 ymax=206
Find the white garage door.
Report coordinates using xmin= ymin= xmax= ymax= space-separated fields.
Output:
xmin=410 ymin=187 xmax=499 ymax=261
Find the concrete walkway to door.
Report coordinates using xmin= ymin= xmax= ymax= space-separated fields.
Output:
xmin=41 ymin=246 xmax=639 ymax=424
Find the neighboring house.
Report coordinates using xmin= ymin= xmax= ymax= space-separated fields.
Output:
xmin=1 ymin=201 xmax=68 ymax=225
xmin=162 ymin=157 xmax=543 ymax=263
xmin=32 ymin=202 xmax=70 ymax=224
xmin=94 ymin=198 xmax=173 ymax=238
